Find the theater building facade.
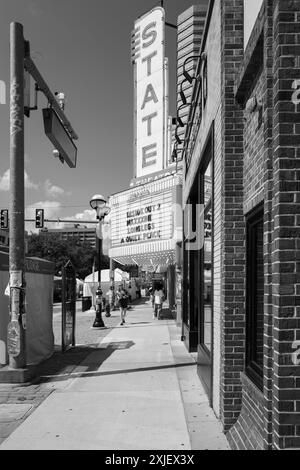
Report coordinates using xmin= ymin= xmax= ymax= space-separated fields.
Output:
xmin=109 ymin=171 xmax=182 ymax=306
xmin=180 ymin=0 xmax=300 ymax=450
xmin=108 ymin=6 xmax=182 ymax=306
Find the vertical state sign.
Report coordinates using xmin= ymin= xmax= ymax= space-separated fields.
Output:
xmin=132 ymin=7 xmax=166 ymax=178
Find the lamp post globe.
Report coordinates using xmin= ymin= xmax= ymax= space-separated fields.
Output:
xmin=90 ymin=194 xmax=107 ymax=214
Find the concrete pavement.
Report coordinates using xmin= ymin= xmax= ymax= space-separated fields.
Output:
xmin=0 ymin=300 xmax=229 ymax=450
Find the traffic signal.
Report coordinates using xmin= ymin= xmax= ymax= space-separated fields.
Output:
xmin=35 ymin=209 xmax=44 ymax=229
xmin=0 ymin=210 xmax=8 ymax=229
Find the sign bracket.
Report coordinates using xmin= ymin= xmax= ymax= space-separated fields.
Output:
xmin=24 ymin=55 xmax=78 ymax=141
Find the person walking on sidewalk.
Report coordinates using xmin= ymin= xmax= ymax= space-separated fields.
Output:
xmin=106 ymin=286 xmax=115 ymax=310
xmin=154 ymin=283 xmax=164 ymax=319
xmin=117 ymin=286 xmax=129 ymax=325
xmin=149 ymin=285 xmax=155 ymax=312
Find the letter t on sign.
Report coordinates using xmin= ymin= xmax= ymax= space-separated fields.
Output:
xmin=142 ymin=143 xmax=157 ymax=168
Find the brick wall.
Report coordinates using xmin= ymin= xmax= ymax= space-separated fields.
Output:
xmin=262 ymin=0 xmax=274 ymax=450
xmin=227 ymin=374 xmax=265 ymax=449
xmin=228 ymin=0 xmax=274 ymax=450
xmin=229 ymin=0 xmax=300 ymax=450
xmin=243 ymin=71 xmax=265 ymax=211
xmin=213 ymin=105 xmax=222 ymax=417
xmin=229 ymin=2 xmax=269 ymax=450
xmin=220 ymin=0 xmax=245 ymax=432
xmin=271 ymin=0 xmax=300 ymax=450
xmin=181 ymin=0 xmax=300 ymax=450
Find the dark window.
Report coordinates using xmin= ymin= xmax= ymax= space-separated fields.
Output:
xmin=203 ymin=59 xmax=208 ymax=107
xmin=246 ymin=204 xmax=264 ymax=390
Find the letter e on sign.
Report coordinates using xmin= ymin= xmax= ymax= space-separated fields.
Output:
xmin=142 ymin=143 xmax=157 ymax=168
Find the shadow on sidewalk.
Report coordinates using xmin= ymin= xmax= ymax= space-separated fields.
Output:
xmin=159 ymin=308 xmax=176 ymax=320
xmin=33 ymin=340 xmax=135 ymax=385
xmin=35 ymin=358 xmax=196 ymax=384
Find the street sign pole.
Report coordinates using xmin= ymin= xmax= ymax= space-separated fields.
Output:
xmin=9 ymin=22 xmax=26 ymax=369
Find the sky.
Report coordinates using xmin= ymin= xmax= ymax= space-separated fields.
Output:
xmin=244 ymin=0 xmax=263 ymax=48
xmin=0 ymin=0 xmax=263 ymax=233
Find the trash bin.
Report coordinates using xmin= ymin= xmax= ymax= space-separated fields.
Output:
xmin=82 ymin=296 xmax=92 ymax=312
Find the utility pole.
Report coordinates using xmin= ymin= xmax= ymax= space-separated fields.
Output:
xmin=8 ymin=22 xmax=26 ymax=369
xmin=5 ymin=22 xmax=78 ymax=376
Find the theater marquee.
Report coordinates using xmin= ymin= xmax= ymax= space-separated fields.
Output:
xmin=109 ymin=175 xmax=182 ymax=266
xmin=131 ymin=7 xmax=166 ymax=179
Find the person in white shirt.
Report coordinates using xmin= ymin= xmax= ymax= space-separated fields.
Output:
xmin=153 ymin=283 xmax=164 ymax=319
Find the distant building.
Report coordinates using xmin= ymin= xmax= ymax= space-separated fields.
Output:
xmin=44 ymin=226 xmax=97 ymax=249
xmin=0 ymin=229 xmax=9 ymax=251
xmin=0 ymin=229 xmax=30 ymax=253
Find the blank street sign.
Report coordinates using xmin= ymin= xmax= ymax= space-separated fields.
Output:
xmin=43 ymin=108 xmax=77 ymax=168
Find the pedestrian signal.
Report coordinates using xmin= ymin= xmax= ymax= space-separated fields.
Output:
xmin=0 ymin=209 xmax=8 ymax=229
xmin=35 ymin=209 xmax=44 ymax=229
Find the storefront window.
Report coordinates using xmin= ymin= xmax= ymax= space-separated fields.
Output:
xmin=200 ymin=161 xmax=212 ymax=355
xmin=246 ymin=204 xmax=264 ymax=390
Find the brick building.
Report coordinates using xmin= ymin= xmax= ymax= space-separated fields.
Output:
xmin=0 ymin=229 xmax=9 ymax=249
xmin=179 ymin=0 xmax=300 ymax=450
xmin=44 ymin=226 xmax=97 ymax=249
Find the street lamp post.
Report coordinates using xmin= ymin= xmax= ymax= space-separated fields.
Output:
xmin=90 ymin=194 xmax=111 ymax=329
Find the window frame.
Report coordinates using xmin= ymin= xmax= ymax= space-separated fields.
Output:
xmin=246 ymin=203 xmax=264 ymax=391
xmin=199 ymin=155 xmax=213 ymax=358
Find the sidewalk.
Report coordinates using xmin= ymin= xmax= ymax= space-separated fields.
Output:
xmin=0 ymin=300 xmax=229 ymax=450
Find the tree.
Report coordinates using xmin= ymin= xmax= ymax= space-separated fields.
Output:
xmin=27 ymin=232 xmax=109 ymax=280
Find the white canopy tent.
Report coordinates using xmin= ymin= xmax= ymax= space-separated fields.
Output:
xmin=83 ymin=268 xmax=129 ymax=299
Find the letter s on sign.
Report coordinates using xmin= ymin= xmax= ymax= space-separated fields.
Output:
xmin=142 ymin=22 xmax=157 ymax=48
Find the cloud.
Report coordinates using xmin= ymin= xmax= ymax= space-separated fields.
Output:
xmin=70 ymin=209 xmax=97 ymax=224
xmin=0 ymin=169 xmax=39 ymax=191
xmin=25 ymin=172 xmax=39 ymax=190
xmin=44 ymin=179 xmax=71 ymax=198
xmin=0 ymin=170 xmax=10 ymax=191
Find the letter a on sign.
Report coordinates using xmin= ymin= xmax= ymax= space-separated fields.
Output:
xmin=141 ymin=84 xmax=158 ymax=110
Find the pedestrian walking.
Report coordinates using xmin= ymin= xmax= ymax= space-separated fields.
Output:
xmin=106 ymin=286 xmax=115 ymax=311
xmin=154 ymin=283 xmax=164 ymax=319
xmin=127 ymin=283 xmax=133 ymax=304
xmin=116 ymin=286 xmax=129 ymax=325
xmin=149 ymin=286 xmax=155 ymax=312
